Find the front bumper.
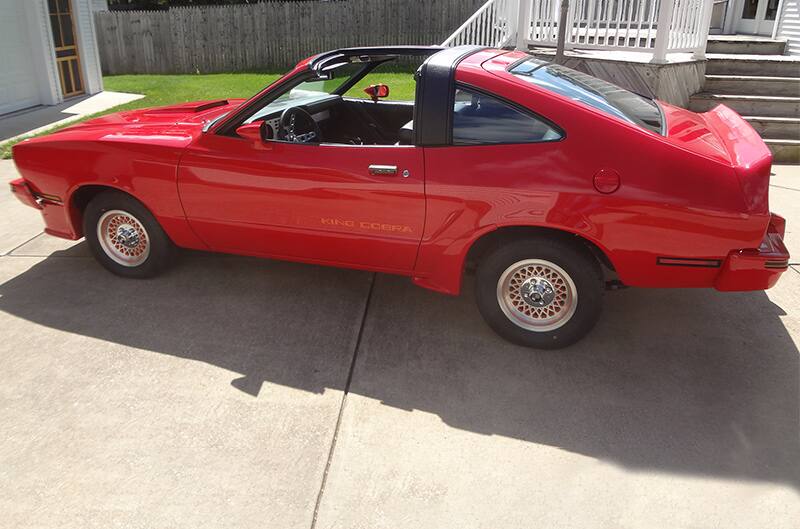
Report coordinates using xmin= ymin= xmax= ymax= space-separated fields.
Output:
xmin=9 ymin=178 xmax=77 ymax=239
xmin=714 ymin=213 xmax=790 ymax=291
xmin=9 ymin=178 xmax=42 ymax=210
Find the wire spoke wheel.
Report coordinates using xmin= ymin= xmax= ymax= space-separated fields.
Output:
xmin=496 ymin=258 xmax=577 ymax=332
xmin=96 ymin=209 xmax=150 ymax=267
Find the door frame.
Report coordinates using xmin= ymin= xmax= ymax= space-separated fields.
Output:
xmin=48 ymin=0 xmax=85 ymax=99
xmin=730 ymin=0 xmax=780 ymax=35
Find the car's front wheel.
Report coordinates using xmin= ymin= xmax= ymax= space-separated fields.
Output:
xmin=475 ymin=238 xmax=603 ymax=349
xmin=83 ymin=190 xmax=175 ymax=278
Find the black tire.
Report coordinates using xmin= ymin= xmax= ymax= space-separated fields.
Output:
xmin=475 ymin=237 xmax=603 ymax=349
xmin=83 ymin=190 xmax=175 ymax=278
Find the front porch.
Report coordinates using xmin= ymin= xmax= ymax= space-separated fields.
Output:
xmin=443 ymin=0 xmax=800 ymax=162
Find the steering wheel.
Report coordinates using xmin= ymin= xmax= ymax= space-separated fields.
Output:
xmin=277 ymin=107 xmax=322 ymax=143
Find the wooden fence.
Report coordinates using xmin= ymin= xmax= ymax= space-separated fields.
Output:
xmin=94 ymin=0 xmax=485 ymax=74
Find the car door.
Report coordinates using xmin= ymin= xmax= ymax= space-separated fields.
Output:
xmin=177 ymin=132 xmax=425 ymax=273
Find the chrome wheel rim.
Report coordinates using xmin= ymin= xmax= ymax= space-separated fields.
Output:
xmin=97 ymin=209 xmax=150 ymax=267
xmin=497 ymin=259 xmax=577 ymax=332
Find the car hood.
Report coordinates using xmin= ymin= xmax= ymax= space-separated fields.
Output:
xmin=84 ymin=99 xmax=245 ymax=127
xmin=38 ymin=99 xmax=247 ymax=148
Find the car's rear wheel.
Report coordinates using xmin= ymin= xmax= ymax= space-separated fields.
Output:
xmin=83 ymin=191 xmax=175 ymax=278
xmin=475 ymin=238 xmax=603 ymax=349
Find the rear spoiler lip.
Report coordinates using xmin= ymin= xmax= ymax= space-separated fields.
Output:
xmin=703 ymin=104 xmax=772 ymax=214
xmin=702 ymin=104 xmax=772 ymax=169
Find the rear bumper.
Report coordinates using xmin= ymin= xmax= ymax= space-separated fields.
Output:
xmin=714 ymin=213 xmax=790 ymax=291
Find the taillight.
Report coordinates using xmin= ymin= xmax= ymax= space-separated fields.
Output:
xmin=769 ymin=213 xmax=786 ymax=239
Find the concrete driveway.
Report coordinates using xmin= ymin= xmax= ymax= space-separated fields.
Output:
xmin=1 ymin=159 xmax=799 ymax=528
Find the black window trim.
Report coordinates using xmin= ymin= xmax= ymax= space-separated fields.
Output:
xmin=413 ymin=45 xmax=486 ymax=146
xmin=214 ymin=45 xmax=482 ymax=145
xmin=447 ymin=82 xmax=566 ymax=147
xmin=214 ymin=52 xmax=428 ymax=137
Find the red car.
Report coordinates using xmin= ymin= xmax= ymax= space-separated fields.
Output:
xmin=10 ymin=46 xmax=790 ymax=348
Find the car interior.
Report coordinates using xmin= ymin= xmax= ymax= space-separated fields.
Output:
xmin=252 ymin=95 xmax=415 ymax=146
xmin=320 ymin=97 xmax=415 ymax=145
xmin=235 ymin=55 xmax=422 ymax=146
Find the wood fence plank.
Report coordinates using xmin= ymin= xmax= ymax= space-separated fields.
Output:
xmin=94 ymin=0 xmax=484 ymax=74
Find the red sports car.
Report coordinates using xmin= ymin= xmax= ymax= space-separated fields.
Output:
xmin=10 ymin=46 xmax=790 ymax=348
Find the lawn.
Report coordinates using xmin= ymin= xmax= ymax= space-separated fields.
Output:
xmin=1 ymin=70 xmax=418 ymax=159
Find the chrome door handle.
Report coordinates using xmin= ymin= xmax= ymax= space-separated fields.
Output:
xmin=368 ymin=164 xmax=397 ymax=176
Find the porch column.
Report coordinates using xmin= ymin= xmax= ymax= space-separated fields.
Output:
xmin=694 ymin=0 xmax=716 ymax=60
xmin=652 ymin=0 xmax=676 ymax=64
xmin=516 ymin=0 xmax=532 ymax=51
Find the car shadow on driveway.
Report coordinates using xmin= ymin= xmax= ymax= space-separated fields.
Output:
xmin=1 ymin=245 xmax=798 ymax=489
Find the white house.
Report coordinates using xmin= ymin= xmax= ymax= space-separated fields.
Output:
xmin=711 ymin=0 xmax=799 ymax=53
xmin=0 ymin=0 xmax=104 ymax=116
xmin=775 ymin=0 xmax=800 ymax=54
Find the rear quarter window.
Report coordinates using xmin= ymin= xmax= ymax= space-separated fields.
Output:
xmin=452 ymin=86 xmax=563 ymax=145
xmin=509 ymin=58 xmax=664 ymax=135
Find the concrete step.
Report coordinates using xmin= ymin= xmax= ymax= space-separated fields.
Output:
xmin=705 ymin=54 xmax=800 ymax=77
xmin=765 ymin=139 xmax=800 ymax=163
xmin=743 ymin=116 xmax=800 ymax=140
xmin=706 ymin=36 xmax=787 ymax=55
xmin=704 ymin=75 xmax=800 ymax=97
xmin=688 ymin=93 xmax=800 ymax=117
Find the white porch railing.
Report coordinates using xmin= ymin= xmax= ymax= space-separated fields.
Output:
xmin=441 ymin=0 xmax=519 ymax=48
xmin=442 ymin=0 xmax=715 ymax=63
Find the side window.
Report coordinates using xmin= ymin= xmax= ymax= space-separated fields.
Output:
xmin=343 ymin=58 xmax=423 ymax=102
xmin=452 ymin=87 xmax=563 ymax=145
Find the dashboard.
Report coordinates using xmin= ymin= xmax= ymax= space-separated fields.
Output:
xmin=245 ymin=93 xmax=340 ymax=132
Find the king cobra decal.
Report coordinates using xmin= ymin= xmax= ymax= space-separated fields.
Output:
xmin=321 ymin=218 xmax=413 ymax=234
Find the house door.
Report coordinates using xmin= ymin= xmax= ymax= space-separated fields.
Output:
xmin=48 ymin=0 xmax=84 ymax=98
xmin=734 ymin=0 xmax=780 ymax=36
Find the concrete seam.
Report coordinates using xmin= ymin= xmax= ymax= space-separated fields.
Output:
xmin=310 ymin=272 xmax=376 ymax=529
xmin=769 ymin=184 xmax=800 ymax=193
xmin=2 ymin=232 xmax=43 ymax=256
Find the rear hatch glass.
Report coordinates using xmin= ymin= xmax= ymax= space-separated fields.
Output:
xmin=509 ymin=58 xmax=664 ymax=135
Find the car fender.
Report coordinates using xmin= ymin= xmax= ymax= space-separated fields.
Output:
xmin=13 ymin=135 xmax=207 ymax=249
xmin=413 ymin=214 xmax=616 ymax=296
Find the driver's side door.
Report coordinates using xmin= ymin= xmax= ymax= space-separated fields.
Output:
xmin=177 ymin=132 xmax=425 ymax=273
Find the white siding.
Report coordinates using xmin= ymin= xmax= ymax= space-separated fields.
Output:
xmin=24 ymin=0 xmax=62 ymax=108
xmin=74 ymin=0 xmax=104 ymax=95
xmin=92 ymin=0 xmax=109 ymax=11
xmin=0 ymin=0 xmax=102 ymax=117
xmin=777 ymin=0 xmax=800 ymax=55
xmin=0 ymin=0 xmax=41 ymax=115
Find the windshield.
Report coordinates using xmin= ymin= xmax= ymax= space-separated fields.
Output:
xmin=246 ymin=62 xmax=364 ymax=123
xmin=281 ymin=62 xmax=364 ymax=101
xmin=509 ymin=58 xmax=663 ymax=135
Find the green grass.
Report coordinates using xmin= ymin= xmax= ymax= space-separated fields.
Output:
xmin=1 ymin=70 xmax=418 ymax=159
xmin=104 ymin=72 xmax=283 ymax=112
xmin=344 ymin=72 xmax=417 ymax=101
